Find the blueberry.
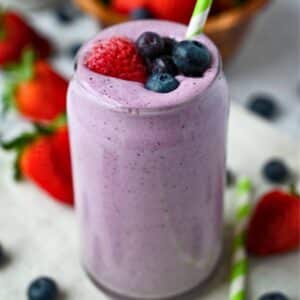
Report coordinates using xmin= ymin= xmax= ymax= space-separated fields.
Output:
xmin=259 ymin=292 xmax=289 ymax=300
xmin=263 ymin=159 xmax=290 ymax=184
xmin=69 ymin=43 xmax=82 ymax=58
xmin=136 ymin=32 xmax=165 ymax=59
xmin=145 ymin=73 xmax=179 ymax=93
xmin=28 ymin=277 xmax=58 ymax=300
xmin=163 ymin=37 xmax=178 ymax=55
xmin=173 ymin=40 xmax=212 ymax=77
xmin=247 ymin=95 xmax=278 ymax=119
xmin=151 ymin=56 xmax=178 ymax=76
xmin=130 ymin=7 xmax=154 ymax=20
xmin=226 ymin=169 xmax=236 ymax=187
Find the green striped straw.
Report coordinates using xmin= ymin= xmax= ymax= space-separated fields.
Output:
xmin=186 ymin=0 xmax=214 ymax=38
xmin=229 ymin=177 xmax=253 ymax=300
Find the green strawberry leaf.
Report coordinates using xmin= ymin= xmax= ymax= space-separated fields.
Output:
xmin=0 ymin=119 xmax=61 ymax=181
xmin=14 ymin=150 xmax=23 ymax=181
xmin=1 ymin=131 xmax=38 ymax=181
xmin=33 ymin=123 xmax=55 ymax=135
xmin=52 ymin=113 xmax=67 ymax=127
xmin=4 ymin=48 xmax=35 ymax=82
xmin=20 ymin=49 xmax=35 ymax=81
xmin=1 ymin=79 xmax=17 ymax=116
xmin=1 ymin=132 xmax=37 ymax=151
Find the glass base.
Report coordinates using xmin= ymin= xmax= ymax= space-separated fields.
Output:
xmin=83 ymin=253 xmax=223 ymax=300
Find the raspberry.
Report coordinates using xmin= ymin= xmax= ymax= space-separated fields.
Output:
xmin=85 ymin=37 xmax=148 ymax=83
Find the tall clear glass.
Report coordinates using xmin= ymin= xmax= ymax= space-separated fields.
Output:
xmin=67 ymin=20 xmax=229 ymax=300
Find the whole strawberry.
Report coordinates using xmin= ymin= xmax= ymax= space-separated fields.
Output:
xmin=2 ymin=120 xmax=74 ymax=206
xmin=0 ymin=11 xmax=51 ymax=66
xmin=85 ymin=37 xmax=148 ymax=83
xmin=247 ymin=189 xmax=300 ymax=256
xmin=2 ymin=50 xmax=67 ymax=123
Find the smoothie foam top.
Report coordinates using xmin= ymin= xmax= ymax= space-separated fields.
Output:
xmin=76 ymin=20 xmax=220 ymax=111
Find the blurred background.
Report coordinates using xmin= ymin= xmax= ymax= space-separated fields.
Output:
xmin=0 ymin=0 xmax=298 ymax=138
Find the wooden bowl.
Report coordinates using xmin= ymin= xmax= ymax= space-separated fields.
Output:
xmin=73 ymin=0 xmax=271 ymax=61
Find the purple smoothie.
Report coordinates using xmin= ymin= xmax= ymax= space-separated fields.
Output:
xmin=67 ymin=20 xmax=229 ymax=299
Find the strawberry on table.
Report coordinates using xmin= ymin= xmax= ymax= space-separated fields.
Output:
xmin=0 ymin=11 xmax=51 ymax=66
xmin=2 ymin=120 xmax=74 ymax=206
xmin=2 ymin=50 xmax=67 ymax=123
xmin=247 ymin=189 xmax=300 ymax=256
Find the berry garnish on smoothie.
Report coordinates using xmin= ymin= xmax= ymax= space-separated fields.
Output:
xmin=84 ymin=31 xmax=212 ymax=93
xmin=85 ymin=37 xmax=148 ymax=83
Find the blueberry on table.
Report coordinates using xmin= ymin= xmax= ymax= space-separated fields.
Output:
xmin=151 ymin=56 xmax=178 ymax=76
xmin=263 ymin=159 xmax=290 ymax=184
xmin=136 ymin=32 xmax=165 ymax=59
xmin=130 ymin=7 xmax=154 ymax=20
xmin=28 ymin=277 xmax=59 ymax=300
xmin=259 ymin=292 xmax=289 ymax=300
xmin=173 ymin=40 xmax=212 ymax=77
xmin=247 ymin=94 xmax=278 ymax=119
xmin=145 ymin=73 xmax=179 ymax=93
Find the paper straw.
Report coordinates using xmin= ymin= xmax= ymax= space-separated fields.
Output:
xmin=186 ymin=0 xmax=214 ymax=38
xmin=229 ymin=177 xmax=253 ymax=300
